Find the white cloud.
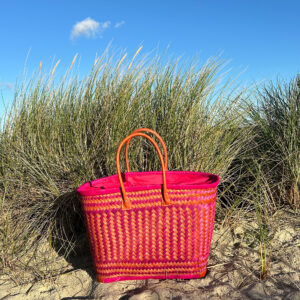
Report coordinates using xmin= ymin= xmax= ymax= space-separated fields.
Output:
xmin=114 ymin=21 xmax=125 ymax=28
xmin=70 ymin=17 xmax=111 ymax=40
xmin=102 ymin=21 xmax=111 ymax=29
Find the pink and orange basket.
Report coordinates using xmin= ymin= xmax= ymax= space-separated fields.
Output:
xmin=77 ymin=128 xmax=220 ymax=283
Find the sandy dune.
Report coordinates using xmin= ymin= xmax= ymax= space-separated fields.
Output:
xmin=1 ymin=210 xmax=299 ymax=299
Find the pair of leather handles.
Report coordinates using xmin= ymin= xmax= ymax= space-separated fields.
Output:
xmin=116 ymin=128 xmax=171 ymax=209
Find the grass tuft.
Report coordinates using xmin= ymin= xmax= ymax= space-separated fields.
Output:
xmin=0 ymin=48 xmax=298 ymax=282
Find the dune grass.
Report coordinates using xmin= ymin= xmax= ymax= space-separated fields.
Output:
xmin=0 ymin=48 xmax=298 ymax=282
xmin=229 ymin=76 xmax=300 ymax=278
xmin=247 ymin=78 xmax=300 ymax=208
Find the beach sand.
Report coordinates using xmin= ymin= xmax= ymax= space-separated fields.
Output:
xmin=1 ymin=210 xmax=299 ymax=300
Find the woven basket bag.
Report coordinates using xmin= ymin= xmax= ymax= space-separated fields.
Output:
xmin=77 ymin=128 xmax=220 ymax=283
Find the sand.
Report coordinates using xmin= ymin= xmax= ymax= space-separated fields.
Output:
xmin=1 ymin=209 xmax=299 ymax=300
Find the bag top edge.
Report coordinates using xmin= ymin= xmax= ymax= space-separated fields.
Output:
xmin=77 ymin=171 xmax=220 ymax=196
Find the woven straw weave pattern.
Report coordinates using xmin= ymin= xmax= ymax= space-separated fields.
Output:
xmin=81 ymin=188 xmax=217 ymax=281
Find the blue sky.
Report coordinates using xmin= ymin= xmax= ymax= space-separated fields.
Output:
xmin=1 ymin=0 xmax=300 ymax=114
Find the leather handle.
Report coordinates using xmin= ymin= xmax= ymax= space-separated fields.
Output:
xmin=125 ymin=128 xmax=168 ymax=172
xmin=116 ymin=132 xmax=171 ymax=209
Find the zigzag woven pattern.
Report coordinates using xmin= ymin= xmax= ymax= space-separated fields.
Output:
xmin=81 ymin=187 xmax=217 ymax=283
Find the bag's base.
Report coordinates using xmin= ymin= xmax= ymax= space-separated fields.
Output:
xmin=96 ymin=269 xmax=207 ymax=283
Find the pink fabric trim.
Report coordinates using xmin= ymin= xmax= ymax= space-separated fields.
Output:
xmin=78 ymin=171 xmax=220 ymax=196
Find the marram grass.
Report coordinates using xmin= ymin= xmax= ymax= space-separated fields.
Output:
xmin=247 ymin=77 xmax=300 ymax=208
xmin=0 ymin=48 xmax=252 ymax=279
